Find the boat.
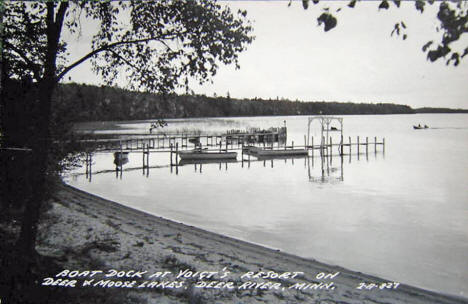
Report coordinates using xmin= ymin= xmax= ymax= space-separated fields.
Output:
xmin=256 ymin=154 xmax=308 ymax=161
xmin=243 ymin=146 xmax=307 ymax=157
xmin=413 ymin=125 xmax=429 ymax=130
xmin=113 ymin=151 xmax=129 ymax=166
xmin=178 ymin=149 xmax=237 ymax=160
xmin=188 ymin=137 xmax=201 ymax=145
xmin=256 ymin=148 xmax=308 ymax=157
xmin=179 ymin=158 xmax=237 ymax=166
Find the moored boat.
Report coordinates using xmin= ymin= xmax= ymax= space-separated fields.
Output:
xmin=178 ymin=149 xmax=237 ymax=160
xmin=179 ymin=158 xmax=237 ymax=165
xmin=243 ymin=146 xmax=307 ymax=157
xmin=256 ymin=148 xmax=308 ymax=157
xmin=113 ymin=152 xmax=129 ymax=166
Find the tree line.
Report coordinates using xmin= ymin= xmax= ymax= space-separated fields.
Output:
xmin=50 ymin=82 xmax=416 ymax=123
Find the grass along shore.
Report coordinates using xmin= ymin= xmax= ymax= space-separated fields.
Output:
xmin=23 ymin=184 xmax=468 ymax=303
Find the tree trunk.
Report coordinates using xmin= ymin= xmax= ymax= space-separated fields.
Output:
xmin=15 ymin=1 xmax=65 ymax=256
xmin=16 ymin=79 xmax=55 ymax=256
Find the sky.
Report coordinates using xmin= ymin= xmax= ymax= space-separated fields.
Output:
xmin=65 ymin=1 xmax=468 ymax=109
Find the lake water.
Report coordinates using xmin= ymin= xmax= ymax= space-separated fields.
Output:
xmin=66 ymin=114 xmax=468 ymax=298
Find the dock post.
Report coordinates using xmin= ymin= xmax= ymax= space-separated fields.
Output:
xmin=85 ymin=152 xmax=92 ymax=180
xmin=241 ymin=142 xmax=244 ymax=160
xmin=329 ymin=137 xmax=333 ymax=158
xmin=119 ymin=141 xmax=123 ymax=175
xmin=383 ymin=138 xmax=386 ymax=153
xmin=142 ymin=144 xmax=145 ymax=168
xmin=304 ymin=135 xmax=306 ymax=148
xmin=85 ymin=152 xmax=89 ymax=176
xmin=357 ymin=136 xmax=360 ymax=154
xmin=311 ymin=136 xmax=314 ymax=157
xmin=349 ymin=136 xmax=351 ymax=155
xmin=142 ymin=144 xmax=149 ymax=170
xmin=366 ymin=137 xmax=369 ymax=155
xmin=170 ymin=143 xmax=173 ymax=166
xmin=321 ymin=136 xmax=325 ymax=156
xmin=340 ymin=135 xmax=343 ymax=156
xmin=147 ymin=145 xmax=150 ymax=169
xmin=175 ymin=142 xmax=179 ymax=165
xmin=374 ymin=136 xmax=377 ymax=153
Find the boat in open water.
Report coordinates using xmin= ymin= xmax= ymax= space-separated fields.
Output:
xmin=413 ymin=125 xmax=429 ymax=130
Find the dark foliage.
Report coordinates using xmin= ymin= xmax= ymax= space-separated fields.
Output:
xmin=1 ymin=2 xmax=254 ymax=303
xmin=415 ymin=107 xmax=468 ymax=114
xmin=53 ymin=83 xmax=415 ymax=124
xmin=300 ymin=0 xmax=468 ymax=65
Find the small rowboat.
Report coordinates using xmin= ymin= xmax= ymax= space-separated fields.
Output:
xmin=113 ymin=152 xmax=129 ymax=166
xmin=256 ymin=149 xmax=308 ymax=157
xmin=179 ymin=158 xmax=237 ymax=165
xmin=178 ymin=149 xmax=237 ymax=160
xmin=243 ymin=146 xmax=307 ymax=157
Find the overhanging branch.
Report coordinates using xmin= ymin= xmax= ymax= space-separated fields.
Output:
xmin=4 ymin=41 xmax=42 ymax=81
xmin=56 ymin=32 xmax=186 ymax=82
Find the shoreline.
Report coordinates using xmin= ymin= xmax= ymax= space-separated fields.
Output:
xmin=38 ymin=183 xmax=468 ymax=303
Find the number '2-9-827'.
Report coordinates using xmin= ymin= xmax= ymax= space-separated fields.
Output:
xmin=357 ymin=282 xmax=400 ymax=290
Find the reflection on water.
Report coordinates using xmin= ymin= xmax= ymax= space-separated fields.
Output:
xmin=67 ymin=114 xmax=468 ymax=298
xmin=77 ymin=149 xmax=384 ymax=185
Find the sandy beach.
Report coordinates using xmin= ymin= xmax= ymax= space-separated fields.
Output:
xmin=35 ymin=183 xmax=468 ymax=304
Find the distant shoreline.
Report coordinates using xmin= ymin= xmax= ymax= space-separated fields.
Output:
xmin=72 ymin=112 xmax=468 ymax=133
xmin=414 ymin=108 xmax=468 ymax=114
xmin=6 ymin=80 xmax=467 ymax=126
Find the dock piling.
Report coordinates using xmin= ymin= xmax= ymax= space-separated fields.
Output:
xmin=349 ymin=136 xmax=351 ymax=155
xmin=340 ymin=135 xmax=343 ymax=156
xmin=311 ymin=136 xmax=314 ymax=157
xmin=357 ymin=136 xmax=360 ymax=155
xmin=366 ymin=137 xmax=369 ymax=155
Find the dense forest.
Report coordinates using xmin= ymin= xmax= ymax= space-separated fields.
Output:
xmin=50 ymin=83 xmax=419 ymax=122
xmin=5 ymin=82 xmax=466 ymax=130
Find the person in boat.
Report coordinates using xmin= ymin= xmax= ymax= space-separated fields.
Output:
xmin=418 ymin=124 xmax=421 ymax=128
xmin=149 ymin=123 xmax=156 ymax=134
xmin=149 ymin=120 xmax=167 ymax=133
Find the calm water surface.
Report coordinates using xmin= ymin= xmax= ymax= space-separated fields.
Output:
xmin=67 ymin=114 xmax=468 ymax=298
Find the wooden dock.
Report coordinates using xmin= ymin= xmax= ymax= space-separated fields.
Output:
xmin=82 ymin=134 xmax=384 ymax=178
xmin=78 ymin=116 xmax=385 ymax=180
xmin=76 ymin=127 xmax=287 ymax=152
